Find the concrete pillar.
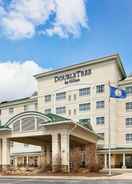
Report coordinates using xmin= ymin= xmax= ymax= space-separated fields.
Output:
xmin=26 ymin=155 xmax=29 ymax=167
xmin=2 ymin=138 xmax=10 ymax=171
xmin=46 ymin=145 xmax=51 ymax=166
xmin=104 ymin=153 xmax=108 ymax=169
xmin=52 ymin=133 xmax=61 ymax=172
xmin=61 ymin=132 xmax=70 ymax=173
xmin=41 ymin=146 xmax=46 ymax=170
xmin=122 ymin=153 xmax=126 ymax=169
xmin=14 ymin=157 xmax=18 ymax=168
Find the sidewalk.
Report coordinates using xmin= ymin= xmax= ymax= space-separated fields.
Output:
xmin=0 ymin=173 xmax=132 ymax=180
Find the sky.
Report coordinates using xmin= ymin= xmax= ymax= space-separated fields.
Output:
xmin=0 ymin=0 xmax=132 ymax=101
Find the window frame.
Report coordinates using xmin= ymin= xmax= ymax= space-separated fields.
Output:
xmin=96 ymin=100 xmax=105 ymax=109
xmin=9 ymin=107 xmax=14 ymax=114
xmin=56 ymin=92 xmax=66 ymax=101
xmin=126 ymin=86 xmax=132 ymax=96
xmin=96 ymin=117 xmax=105 ymax=125
xmin=79 ymin=103 xmax=90 ymax=112
xmin=126 ymin=102 xmax=132 ymax=112
xmin=79 ymin=87 xmax=90 ymax=96
xmin=126 ymin=118 xmax=132 ymax=127
xmin=45 ymin=95 xmax=51 ymax=102
xmin=96 ymin=84 xmax=105 ymax=93
xmin=56 ymin=106 xmax=66 ymax=114
xmin=45 ymin=108 xmax=51 ymax=114
xmin=126 ymin=133 xmax=132 ymax=143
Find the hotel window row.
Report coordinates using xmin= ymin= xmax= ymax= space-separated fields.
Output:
xmin=44 ymin=101 xmax=105 ymax=114
xmin=8 ymin=103 xmax=38 ymax=115
xmin=44 ymin=84 xmax=105 ymax=102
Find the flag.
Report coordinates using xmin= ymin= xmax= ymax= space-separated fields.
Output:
xmin=110 ymin=86 xmax=127 ymax=99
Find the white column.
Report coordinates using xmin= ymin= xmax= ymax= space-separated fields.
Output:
xmin=41 ymin=146 xmax=46 ymax=169
xmin=61 ymin=132 xmax=70 ymax=173
xmin=2 ymin=138 xmax=10 ymax=170
xmin=46 ymin=145 xmax=51 ymax=165
xmin=122 ymin=153 xmax=126 ymax=169
xmin=52 ymin=133 xmax=61 ymax=172
xmin=104 ymin=153 xmax=108 ymax=169
xmin=14 ymin=157 xmax=18 ymax=168
xmin=26 ymin=155 xmax=29 ymax=167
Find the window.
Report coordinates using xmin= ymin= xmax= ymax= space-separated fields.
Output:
xmin=96 ymin=84 xmax=105 ymax=93
xmin=79 ymin=103 xmax=90 ymax=112
xmin=56 ymin=92 xmax=66 ymax=100
xmin=45 ymin=95 xmax=51 ymax=102
xmin=126 ymin=102 xmax=132 ymax=111
xmin=68 ymin=95 xmax=71 ymax=101
xmin=34 ymin=103 xmax=38 ymax=111
xmin=9 ymin=107 xmax=14 ymax=114
xmin=74 ymin=109 xmax=77 ymax=115
xmin=45 ymin=108 xmax=51 ymax=114
xmin=98 ymin=133 xmax=104 ymax=138
xmin=79 ymin=87 xmax=90 ymax=96
xmin=24 ymin=105 xmax=28 ymax=111
xmin=126 ymin=134 xmax=132 ymax=143
xmin=126 ymin=86 xmax=132 ymax=96
xmin=126 ymin=118 xmax=132 ymax=127
xmin=96 ymin=101 xmax=104 ymax=108
xmin=56 ymin=107 xmax=66 ymax=114
xmin=68 ymin=109 xmax=71 ymax=116
xmin=74 ymin=94 xmax=77 ymax=101
xmin=96 ymin=117 xmax=104 ymax=125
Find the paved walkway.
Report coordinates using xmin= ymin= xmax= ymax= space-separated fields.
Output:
xmin=0 ymin=172 xmax=132 ymax=180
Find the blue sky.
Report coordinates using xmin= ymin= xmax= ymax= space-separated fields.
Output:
xmin=0 ymin=0 xmax=132 ymax=73
xmin=0 ymin=0 xmax=132 ymax=101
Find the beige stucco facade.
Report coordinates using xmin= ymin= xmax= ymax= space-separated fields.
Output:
xmin=0 ymin=54 xmax=132 ymax=172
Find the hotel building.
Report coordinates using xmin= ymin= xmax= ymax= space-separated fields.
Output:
xmin=0 ymin=54 xmax=132 ymax=171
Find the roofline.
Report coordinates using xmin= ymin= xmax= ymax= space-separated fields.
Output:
xmin=5 ymin=111 xmax=52 ymax=126
xmin=34 ymin=54 xmax=127 ymax=79
xmin=119 ymin=78 xmax=132 ymax=86
xmin=41 ymin=121 xmax=100 ymax=139
xmin=0 ymin=96 xmax=37 ymax=108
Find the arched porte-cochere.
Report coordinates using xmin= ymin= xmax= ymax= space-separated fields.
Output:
xmin=0 ymin=111 xmax=99 ymax=173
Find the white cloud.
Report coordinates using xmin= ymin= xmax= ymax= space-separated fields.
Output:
xmin=46 ymin=0 xmax=88 ymax=38
xmin=0 ymin=60 xmax=47 ymax=102
xmin=0 ymin=0 xmax=88 ymax=40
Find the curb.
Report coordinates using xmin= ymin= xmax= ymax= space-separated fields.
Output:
xmin=0 ymin=175 xmax=132 ymax=180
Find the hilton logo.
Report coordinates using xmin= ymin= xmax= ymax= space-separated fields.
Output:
xmin=54 ymin=69 xmax=92 ymax=84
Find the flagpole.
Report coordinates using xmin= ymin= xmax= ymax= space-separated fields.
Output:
xmin=108 ymin=81 xmax=112 ymax=176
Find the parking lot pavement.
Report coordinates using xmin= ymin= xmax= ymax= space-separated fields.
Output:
xmin=0 ymin=179 xmax=132 ymax=184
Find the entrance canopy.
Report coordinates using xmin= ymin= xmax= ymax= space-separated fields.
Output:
xmin=0 ymin=111 xmax=70 ymax=134
xmin=0 ymin=111 xmax=100 ymax=144
xmin=0 ymin=111 xmax=100 ymax=172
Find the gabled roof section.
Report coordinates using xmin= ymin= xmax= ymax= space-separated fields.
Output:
xmin=45 ymin=113 xmax=70 ymax=122
xmin=79 ymin=119 xmax=93 ymax=131
xmin=0 ymin=95 xmax=37 ymax=108
xmin=34 ymin=54 xmax=127 ymax=80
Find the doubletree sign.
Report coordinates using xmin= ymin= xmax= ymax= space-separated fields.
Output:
xmin=54 ymin=69 xmax=91 ymax=84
